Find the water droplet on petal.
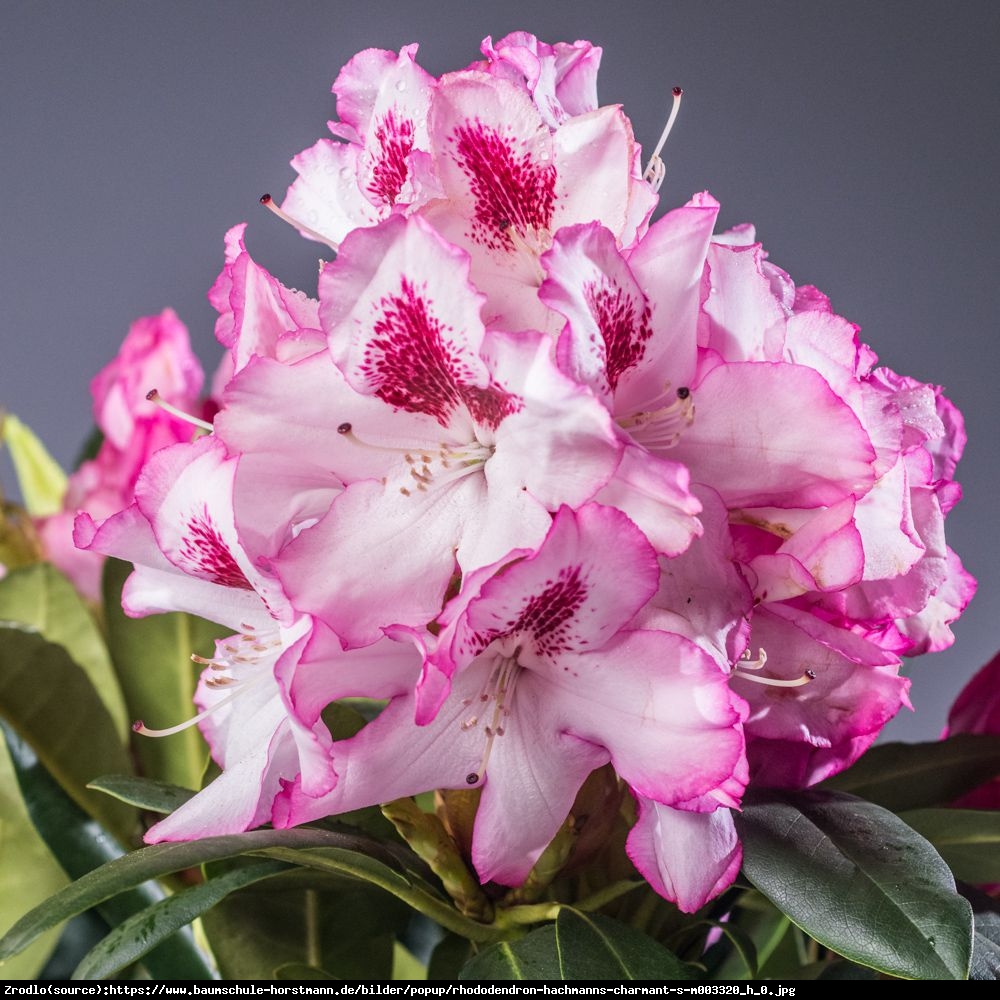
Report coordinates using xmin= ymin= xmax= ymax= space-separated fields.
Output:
xmin=395 ymin=79 xmax=406 ymax=92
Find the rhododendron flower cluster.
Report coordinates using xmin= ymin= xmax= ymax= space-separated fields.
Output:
xmin=75 ymin=32 xmax=973 ymax=913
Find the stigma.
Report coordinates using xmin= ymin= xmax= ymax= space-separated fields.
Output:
xmin=617 ymin=385 xmax=694 ymax=449
xmin=260 ymin=193 xmax=340 ymax=252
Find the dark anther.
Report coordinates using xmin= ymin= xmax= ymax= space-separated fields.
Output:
xmin=672 ymin=86 xmax=683 ymax=97
xmin=337 ymin=422 xmax=352 ymax=434
xmin=805 ymin=669 xmax=817 ymax=679
xmin=498 ymin=218 xmax=511 ymax=231
xmin=677 ymin=386 xmax=690 ymax=400
xmin=145 ymin=388 xmax=159 ymax=401
xmin=259 ymin=193 xmax=272 ymax=205
xmin=465 ymin=772 xmax=479 ymax=786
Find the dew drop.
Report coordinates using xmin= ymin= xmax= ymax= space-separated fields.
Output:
xmin=395 ymin=79 xmax=406 ymax=92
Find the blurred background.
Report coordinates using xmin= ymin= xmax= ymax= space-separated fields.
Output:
xmin=2 ymin=1 xmax=998 ymax=740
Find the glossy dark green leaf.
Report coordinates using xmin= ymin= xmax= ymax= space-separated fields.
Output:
xmin=461 ymin=909 xmax=696 ymax=980
xmin=256 ymin=843 xmax=496 ymax=943
xmin=0 ymin=827 xmax=403 ymax=963
xmin=87 ymin=774 xmax=195 ymax=814
xmin=815 ymin=960 xmax=879 ymax=980
xmin=72 ymin=860 xmax=291 ymax=980
xmin=899 ymin=809 xmax=1000 ymax=884
xmin=960 ymin=884 xmax=1000 ymax=981
xmin=275 ymin=964 xmax=338 ymax=980
xmin=460 ymin=925 xmax=560 ymax=979
xmin=822 ymin=735 xmax=1000 ymax=811
xmin=2 ymin=723 xmax=214 ymax=980
xmin=103 ymin=557 xmax=226 ymax=789
xmin=736 ymin=789 xmax=973 ymax=980
xmin=0 ymin=625 xmax=135 ymax=841
xmin=0 ymin=562 xmax=127 ymax=738
xmin=202 ymin=877 xmax=406 ymax=981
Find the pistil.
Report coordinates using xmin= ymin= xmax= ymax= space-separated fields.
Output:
xmin=259 ymin=193 xmax=340 ymax=252
xmin=643 ymin=87 xmax=683 ymax=193
xmin=733 ymin=647 xmax=816 ymax=688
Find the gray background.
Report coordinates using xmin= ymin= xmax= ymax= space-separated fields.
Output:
xmin=2 ymin=2 xmax=997 ymax=740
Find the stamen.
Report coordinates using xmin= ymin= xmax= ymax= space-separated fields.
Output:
xmin=145 ymin=390 xmax=214 ymax=433
xmin=738 ymin=648 xmax=768 ymax=671
xmin=461 ymin=654 xmax=523 ymax=786
xmin=134 ymin=629 xmax=278 ymax=739
xmin=338 ymin=423 xmax=492 ymax=499
xmin=259 ymin=194 xmax=339 ymax=252
xmin=643 ymin=87 xmax=683 ymax=192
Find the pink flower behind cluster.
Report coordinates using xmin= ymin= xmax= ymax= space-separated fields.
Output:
xmin=77 ymin=30 xmax=974 ymax=915
xmin=41 ymin=309 xmax=209 ymax=599
xmin=945 ymin=651 xmax=1000 ymax=810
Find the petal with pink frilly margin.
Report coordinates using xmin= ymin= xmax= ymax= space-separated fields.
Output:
xmin=479 ymin=33 xmax=602 ymax=128
xmin=672 ymin=362 xmax=876 ymax=508
xmin=208 ymin=223 xmax=322 ymax=376
xmin=627 ymin=799 xmax=742 ymax=913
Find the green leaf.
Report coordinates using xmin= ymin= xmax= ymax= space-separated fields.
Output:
xmin=1 ymin=414 xmax=67 ymax=517
xmin=0 ymin=735 xmax=68 ymax=979
xmin=900 ymin=809 xmax=1000 ymax=884
xmin=706 ymin=892 xmax=790 ymax=980
xmin=275 ymin=964 xmax=338 ymax=980
xmin=960 ymin=885 xmax=1000 ymax=981
xmin=0 ymin=827 xmax=417 ymax=963
xmin=2 ymin=722 xmax=214 ymax=980
xmin=72 ymin=860 xmax=290 ymax=980
xmin=699 ymin=918 xmax=759 ymax=979
xmin=736 ymin=788 xmax=973 ymax=980
xmin=0 ymin=625 xmax=135 ymax=841
xmin=87 ymin=774 xmax=196 ymax=814
xmin=102 ymin=557 xmax=227 ymax=789
xmin=0 ymin=563 xmax=128 ymax=739
xmin=428 ymin=932 xmax=473 ymax=980
xmin=815 ymin=960 xmax=879 ymax=980
xmin=201 ymin=876 xmax=407 ymax=981
xmin=256 ymin=844 xmax=494 ymax=942
xmin=461 ymin=910 xmax=696 ymax=980
xmin=822 ymin=735 xmax=1000 ymax=811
